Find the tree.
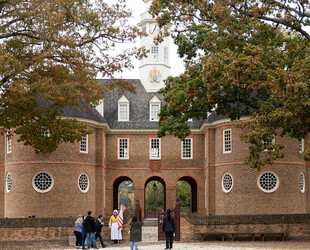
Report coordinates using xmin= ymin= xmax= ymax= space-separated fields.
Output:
xmin=150 ymin=0 xmax=310 ymax=170
xmin=176 ymin=180 xmax=191 ymax=208
xmin=145 ymin=181 xmax=164 ymax=212
xmin=0 ymin=0 xmax=143 ymax=152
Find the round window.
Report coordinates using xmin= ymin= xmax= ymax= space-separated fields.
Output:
xmin=6 ymin=172 xmax=12 ymax=193
xmin=32 ymin=171 xmax=54 ymax=193
xmin=222 ymin=172 xmax=233 ymax=193
xmin=257 ymin=171 xmax=279 ymax=193
xmin=299 ymin=173 xmax=305 ymax=193
xmin=78 ymin=173 xmax=89 ymax=193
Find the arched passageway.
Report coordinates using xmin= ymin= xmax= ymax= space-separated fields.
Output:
xmin=144 ymin=176 xmax=166 ymax=218
xmin=113 ymin=177 xmax=134 ymax=210
xmin=176 ymin=176 xmax=197 ymax=213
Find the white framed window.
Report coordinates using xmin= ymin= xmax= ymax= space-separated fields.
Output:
xmin=7 ymin=137 xmax=11 ymax=154
xmin=149 ymin=95 xmax=161 ymax=121
xmin=299 ymin=139 xmax=304 ymax=153
xmin=182 ymin=138 xmax=193 ymax=159
xmin=222 ymin=172 xmax=233 ymax=193
xmin=257 ymin=171 xmax=279 ymax=193
xmin=262 ymin=136 xmax=275 ymax=151
xmin=118 ymin=95 xmax=129 ymax=121
xmin=150 ymin=104 xmax=160 ymax=121
xmin=80 ymin=135 xmax=88 ymax=153
xmin=42 ymin=129 xmax=50 ymax=138
xmin=78 ymin=173 xmax=89 ymax=193
xmin=223 ymin=129 xmax=232 ymax=153
xmin=32 ymin=171 xmax=54 ymax=193
xmin=6 ymin=172 xmax=12 ymax=193
xmin=299 ymin=173 xmax=305 ymax=193
xmin=151 ymin=46 xmax=159 ymax=62
xmin=164 ymin=46 xmax=169 ymax=64
xmin=150 ymin=138 xmax=161 ymax=159
xmin=118 ymin=138 xmax=129 ymax=159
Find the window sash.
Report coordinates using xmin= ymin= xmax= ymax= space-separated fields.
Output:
xmin=118 ymin=138 xmax=129 ymax=159
xmin=80 ymin=135 xmax=88 ymax=153
xmin=223 ymin=129 xmax=231 ymax=153
xmin=150 ymin=104 xmax=160 ymax=121
xmin=151 ymin=46 xmax=158 ymax=62
xmin=182 ymin=138 xmax=192 ymax=159
xmin=150 ymin=138 xmax=161 ymax=159
xmin=299 ymin=139 xmax=304 ymax=153
xmin=119 ymin=103 xmax=129 ymax=121
xmin=7 ymin=138 xmax=11 ymax=154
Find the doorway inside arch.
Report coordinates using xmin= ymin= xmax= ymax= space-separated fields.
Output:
xmin=113 ymin=177 xmax=134 ymax=210
xmin=176 ymin=176 xmax=197 ymax=213
xmin=144 ymin=177 xmax=166 ymax=218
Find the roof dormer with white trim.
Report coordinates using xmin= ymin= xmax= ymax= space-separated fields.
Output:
xmin=149 ymin=95 xmax=161 ymax=121
xmin=118 ymin=95 xmax=130 ymax=121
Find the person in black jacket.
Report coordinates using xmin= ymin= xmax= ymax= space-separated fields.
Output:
xmin=95 ymin=215 xmax=106 ymax=248
xmin=83 ymin=211 xmax=97 ymax=249
xmin=163 ymin=209 xmax=175 ymax=250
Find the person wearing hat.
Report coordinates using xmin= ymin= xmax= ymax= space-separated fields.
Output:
xmin=109 ymin=210 xmax=122 ymax=243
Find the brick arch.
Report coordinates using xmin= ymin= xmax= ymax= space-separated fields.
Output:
xmin=109 ymin=173 xmax=137 ymax=189
xmin=141 ymin=173 xmax=168 ymax=188
xmin=174 ymin=174 xmax=199 ymax=213
xmin=172 ymin=173 xmax=201 ymax=189
xmin=111 ymin=174 xmax=136 ymax=211
xmin=142 ymin=174 xmax=168 ymax=218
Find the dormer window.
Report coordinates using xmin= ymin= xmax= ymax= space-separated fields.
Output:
xmin=149 ymin=95 xmax=161 ymax=121
xmin=118 ymin=95 xmax=129 ymax=121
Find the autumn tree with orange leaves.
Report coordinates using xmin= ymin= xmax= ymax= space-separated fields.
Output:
xmin=0 ymin=0 xmax=144 ymax=152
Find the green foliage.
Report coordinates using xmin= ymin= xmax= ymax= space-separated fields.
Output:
xmin=176 ymin=181 xmax=191 ymax=208
xmin=145 ymin=181 xmax=164 ymax=212
xmin=0 ymin=0 xmax=143 ymax=152
xmin=151 ymin=0 xmax=310 ymax=170
xmin=118 ymin=180 xmax=134 ymax=208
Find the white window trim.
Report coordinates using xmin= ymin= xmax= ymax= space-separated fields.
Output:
xmin=223 ymin=129 xmax=232 ymax=153
xmin=221 ymin=172 xmax=233 ymax=193
xmin=149 ymin=138 xmax=161 ymax=159
xmin=151 ymin=46 xmax=159 ymax=62
xmin=257 ymin=171 xmax=279 ymax=193
xmin=118 ymin=138 xmax=129 ymax=159
xmin=6 ymin=172 xmax=12 ymax=193
xmin=150 ymin=103 xmax=161 ymax=121
xmin=181 ymin=138 xmax=193 ymax=159
xmin=118 ymin=95 xmax=130 ymax=122
xmin=32 ymin=171 xmax=54 ymax=193
xmin=80 ymin=135 xmax=88 ymax=153
xmin=299 ymin=139 xmax=305 ymax=153
xmin=7 ymin=137 xmax=11 ymax=154
xmin=299 ymin=172 xmax=305 ymax=193
xmin=78 ymin=173 xmax=90 ymax=193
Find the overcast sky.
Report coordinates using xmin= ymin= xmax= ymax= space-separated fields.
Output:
xmin=110 ymin=0 xmax=185 ymax=79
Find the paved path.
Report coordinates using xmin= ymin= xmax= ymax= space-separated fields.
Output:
xmin=15 ymin=240 xmax=310 ymax=250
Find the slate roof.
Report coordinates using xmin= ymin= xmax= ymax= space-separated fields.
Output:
xmin=61 ymin=79 xmax=228 ymax=129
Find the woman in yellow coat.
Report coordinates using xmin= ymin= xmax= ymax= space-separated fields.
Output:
xmin=109 ymin=210 xmax=122 ymax=243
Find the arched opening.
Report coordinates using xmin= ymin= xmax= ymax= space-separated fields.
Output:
xmin=144 ymin=176 xmax=166 ymax=218
xmin=176 ymin=176 xmax=197 ymax=213
xmin=113 ymin=177 xmax=134 ymax=210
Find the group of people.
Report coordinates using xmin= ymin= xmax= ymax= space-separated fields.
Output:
xmin=74 ymin=211 xmax=106 ymax=249
xmin=73 ymin=209 xmax=175 ymax=250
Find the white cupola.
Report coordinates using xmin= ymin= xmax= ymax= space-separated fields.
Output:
xmin=138 ymin=0 xmax=171 ymax=92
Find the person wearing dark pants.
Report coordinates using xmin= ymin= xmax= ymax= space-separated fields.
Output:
xmin=83 ymin=211 xmax=98 ymax=249
xmin=163 ymin=209 xmax=175 ymax=250
xmin=95 ymin=215 xmax=106 ymax=248
xmin=74 ymin=215 xmax=83 ymax=249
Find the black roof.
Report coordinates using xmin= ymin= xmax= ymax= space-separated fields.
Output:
xmin=61 ymin=79 xmax=228 ymax=129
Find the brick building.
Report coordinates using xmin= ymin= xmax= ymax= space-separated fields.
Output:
xmin=0 ymin=0 xmax=309 ymax=219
